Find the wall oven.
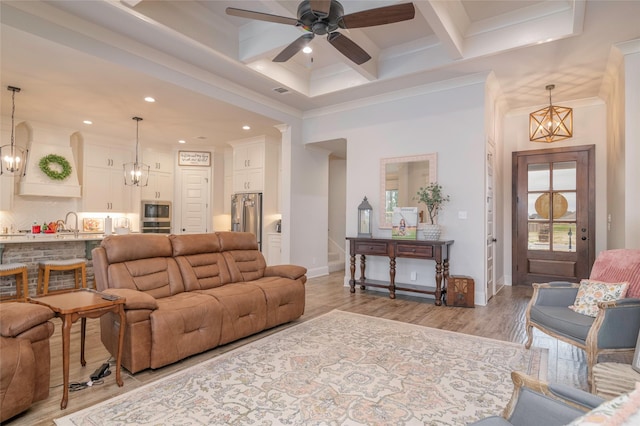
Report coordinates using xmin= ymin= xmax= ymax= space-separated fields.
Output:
xmin=141 ymin=200 xmax=172 ymax=234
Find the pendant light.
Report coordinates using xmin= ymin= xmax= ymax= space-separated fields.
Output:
xmin=529 ymin=84 xmax=573 ymax=143
xmin=1 ymin=86 xmax=26 ymax=175
xmin=123 ymin=116 xmax=150 ymax=186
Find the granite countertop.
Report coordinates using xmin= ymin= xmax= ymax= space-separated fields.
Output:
xmin=0 ymin=232 xmax=106 ymax=244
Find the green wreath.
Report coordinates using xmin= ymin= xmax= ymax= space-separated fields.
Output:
xmin=39 ymin=154 xmax=72 ymax=181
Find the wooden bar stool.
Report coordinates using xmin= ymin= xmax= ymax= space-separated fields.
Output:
xmin=37 ymin=258 xmax=87 ymax=295
xmin=0 ymin=263 xmax=29 ymax=302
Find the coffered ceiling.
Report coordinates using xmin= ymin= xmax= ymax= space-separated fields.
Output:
xmin=1 ymin=1 xmax=639 ymax=150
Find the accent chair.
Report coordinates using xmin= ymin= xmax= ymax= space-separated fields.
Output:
xmin=524 ymin=249 xmax=640 ymax=385
xmin=468 ymin=371 xmax=605 ymax=425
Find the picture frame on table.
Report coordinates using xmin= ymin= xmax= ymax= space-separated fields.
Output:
xmin=391 ymin=207 xmax=418 ymax=240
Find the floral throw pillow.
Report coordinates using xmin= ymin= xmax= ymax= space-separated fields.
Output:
xmin=568 ymin=279 xmax=629 ymax=317
xmin=566 ymin=382 xmax=640 ymax=425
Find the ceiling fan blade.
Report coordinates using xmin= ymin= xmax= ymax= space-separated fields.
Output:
xmin=339 ymin=3 xmax=415 ymax=29
xmin=310 ymin=0 xmax=331 ymax=16
xmin=327 ymin=32 xmax=371 ymax=65
xmin=226 ymin=7 xmax=299 ymax=26
xmin=273 ymin=34 xmax=314 ymax=62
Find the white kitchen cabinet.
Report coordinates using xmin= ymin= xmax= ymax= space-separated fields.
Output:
xmin=83 ymin=167 xmax=131 ymax=211
xmin=144 ymin=150 xmax=174 ymax=174
xmin=142 ymin=172 xmax=173 ymax=201
xmin=231 ymin=140 xmax=275 ymax=194
xmin=141 ymin=149 xmax=174 ymax=201
xmin=232 ymin=169 xmax=263 ymax=193
xmin=81 ymin=143 xmax=134 ymax=212
xmin=267 ymin=233 xmax=282 ymax=265
xmin=233 ymin=143 xmax=263 ymax=171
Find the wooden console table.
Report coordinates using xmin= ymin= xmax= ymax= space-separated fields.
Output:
xmin=346 ymin=237 xmax=453 ymax=305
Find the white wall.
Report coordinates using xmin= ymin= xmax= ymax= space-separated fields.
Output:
xmin=623 ymin=48 xmax=640 ymax=247
xmin=302 ymin=78 xmax=488 ymax=302
xmin=502 ymin=100 xmax=608 ymax=284
xmin=328 ymin=157 xmax=346 ymax=255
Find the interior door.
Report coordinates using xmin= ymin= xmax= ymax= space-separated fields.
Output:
xmin=512 ymin=145 xmax=595 ymax=285
xmin=179 ymin=168 xmax=210 ymax=233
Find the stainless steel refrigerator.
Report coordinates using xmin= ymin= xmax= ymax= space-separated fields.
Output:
xmin=231 ymin=193 xmax=262 ymax=249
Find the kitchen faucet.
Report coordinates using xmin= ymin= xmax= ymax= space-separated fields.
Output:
xmin=65 ymin=211 xmax=79 ymax=238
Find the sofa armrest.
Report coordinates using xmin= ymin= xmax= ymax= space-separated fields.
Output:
xmin=102 ymin=289 xmax=159 ymax=311
xmin=264 ymin=265 xmax=307 ymax=281
xmin=588 ymin=298 xmax=640 ymax=349
xmin=0 ymin=303 xmax=54 ymax=337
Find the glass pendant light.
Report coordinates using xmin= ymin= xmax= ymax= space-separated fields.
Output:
xmin=1 ymin=86 xmax=26 ymax=175
xmin=123 ymin=116 xmax=150 ymax=186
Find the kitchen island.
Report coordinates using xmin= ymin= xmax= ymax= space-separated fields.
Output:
xmin=0 ymin=233 xmax=104 ymax=298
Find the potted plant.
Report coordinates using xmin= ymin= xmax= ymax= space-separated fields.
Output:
xmin=416 ymin=183 xmax=450 ymax=240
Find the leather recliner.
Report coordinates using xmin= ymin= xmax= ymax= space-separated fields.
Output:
xmin=0 ymin=302 xmax=55 ymax=422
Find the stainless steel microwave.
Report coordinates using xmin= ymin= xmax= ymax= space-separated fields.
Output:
xmin=141 ymin=200 xmax=172 ymax=221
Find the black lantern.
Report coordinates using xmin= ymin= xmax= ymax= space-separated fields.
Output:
xmin=357 ymin=196 xmax=373 ymax=238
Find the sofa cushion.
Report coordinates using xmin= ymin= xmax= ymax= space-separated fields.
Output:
xmin=150 ymin=293 xmax=224 ymax=369
xmin=199 ymin=283 xmax=267 ymax=345
xmin=175 ymin=254 xmax=231 ymax=291
xmin=107 ymin=257 xmax=185 ymax=298
xmin=170 ymin=233 xmax=222 ymax=256
xmin=530 ymin=305 xmax=594 ymax=343
xmin=101 ymin=234 xmax=173 ymax=263
xmin=569 ymin=279 xmax=629 ymax=317
xmin=246 ymin=276 xmax=305 ymax=328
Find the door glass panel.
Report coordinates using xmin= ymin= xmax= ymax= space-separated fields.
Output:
xmin=528 ymin=164 xmax=550 ymax=191
xmin=529 ymin=193 xmax=548 ymax=219
xmin=555 ymin=192 xmax=576 ymax=220
xmin=528 ymin=222 xmax=550 ymax=250
xmin=552 ymin=161 xmax=577 ymax=190
xmin=553 ymin=223 xmax=577 ymax=252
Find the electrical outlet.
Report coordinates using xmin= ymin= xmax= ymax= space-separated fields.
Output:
xmin=410 ymin=271 xmax=417 ymax=281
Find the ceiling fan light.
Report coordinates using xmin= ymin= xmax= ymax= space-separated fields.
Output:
xmin=529 ymin=85 xmax=573 ymax=143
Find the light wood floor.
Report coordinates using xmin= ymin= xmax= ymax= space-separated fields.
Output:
xmin=7 ymin=271 xmax=603 ymax=425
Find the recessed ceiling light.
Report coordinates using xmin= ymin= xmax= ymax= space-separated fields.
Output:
xmin=242 ymin=125 xmax=251 ymax=130
xmin=302 ymin=46 xmax=312 ymax=54
xmin=83 ymin=120 xmax=93 ymax=125
xmin=144 ymin=96 xmax=156 ymax=103
xmin=178 ymin=140 xmax=186 ymax=144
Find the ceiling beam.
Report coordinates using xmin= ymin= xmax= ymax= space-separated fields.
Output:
xmin=416 ymin=0 xmax=468 ymax=60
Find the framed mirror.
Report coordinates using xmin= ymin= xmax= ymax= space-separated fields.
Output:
xmin=380 ymin=153 xmax=437 ymax=229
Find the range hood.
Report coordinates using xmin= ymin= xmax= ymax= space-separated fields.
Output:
xmin=18 ymin=141 xmax=81 ymax=197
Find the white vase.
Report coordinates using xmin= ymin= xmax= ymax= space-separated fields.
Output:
xmin=422 ymin=224 xmax=441 ymax=240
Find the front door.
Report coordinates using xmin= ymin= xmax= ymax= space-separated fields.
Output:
xmin=512 ymin=145 xmax=595 ymax=285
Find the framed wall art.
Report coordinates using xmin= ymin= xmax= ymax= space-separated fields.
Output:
xmin=178 ymin=151 xmax=211 ymax=166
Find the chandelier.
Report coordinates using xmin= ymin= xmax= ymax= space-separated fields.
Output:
xmin=529 ymin=84 xmax=573 ymax=143
xmin=123 ymin=117 xmax=150 ymax=186
xmin=1 ymin=86 xmax=26 ymax=175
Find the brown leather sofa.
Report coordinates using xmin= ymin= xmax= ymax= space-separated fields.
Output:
xmin=92 ymin=232 xmax=306 ymax=374
xmin=0 ymin=302 xmax=55 ymax=422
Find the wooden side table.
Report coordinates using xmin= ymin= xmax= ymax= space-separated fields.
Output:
xmin=592 ymin=362 xmax=640 ymax=400
xmin=29 ymin=289 xmax=125 ymax=409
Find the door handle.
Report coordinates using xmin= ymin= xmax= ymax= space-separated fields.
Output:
xmin=581 ymin=236 xmax=587 ymax=240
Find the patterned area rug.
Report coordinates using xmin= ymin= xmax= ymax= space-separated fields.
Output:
xmin=56 ymin=310 xmax=547 ymax=425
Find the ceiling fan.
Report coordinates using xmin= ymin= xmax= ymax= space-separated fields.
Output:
xmin=226 ymin=0 xmax=415 ymax=65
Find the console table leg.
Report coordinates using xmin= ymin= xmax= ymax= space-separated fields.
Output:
xmin=389 ymin=257 xmax=396 ymax=299
xmin=435 ymin=261 xmax=443 ymax=306
xmin=359 ymin=255 xmax=366 ymax=290
xmin=349 ymin=254 xmax=356 ymax=293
